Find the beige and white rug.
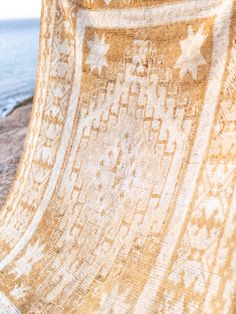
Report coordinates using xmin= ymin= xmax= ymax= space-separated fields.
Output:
xmin=1 ymin=0 xmax=236 ymax=312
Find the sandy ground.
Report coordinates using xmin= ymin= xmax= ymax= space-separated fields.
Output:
xmin=0 ymin=104 xmax=32 ymax=205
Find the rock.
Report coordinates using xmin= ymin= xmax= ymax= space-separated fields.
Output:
xmin=0 ymin=104 xmax=32 ymax=205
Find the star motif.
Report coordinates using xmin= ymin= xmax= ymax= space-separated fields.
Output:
xmin=175 ymin=23 xmax=207 ymax=80
xmin=86 ymin=32 xmax=110 ymax=75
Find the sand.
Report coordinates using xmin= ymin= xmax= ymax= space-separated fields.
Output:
xmin=0 ymin=103 xmax=32 ymax=205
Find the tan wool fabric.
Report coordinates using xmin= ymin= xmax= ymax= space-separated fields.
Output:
xmin=1 ymin=0 xmax=236 ymax=312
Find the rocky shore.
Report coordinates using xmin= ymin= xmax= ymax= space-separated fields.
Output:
xmin=0 ymin=103 xmax=32 ymax=205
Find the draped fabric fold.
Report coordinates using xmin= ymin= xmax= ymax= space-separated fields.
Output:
xmin=0 ymin=0 xmax=236 ymax=312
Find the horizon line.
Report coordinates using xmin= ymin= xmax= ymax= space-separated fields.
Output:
xmin=0 ymin=16 xmax=40 ymax=20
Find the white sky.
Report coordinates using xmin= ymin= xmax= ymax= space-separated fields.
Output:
xmin=0 ymin=0 xmax=41 ymax=19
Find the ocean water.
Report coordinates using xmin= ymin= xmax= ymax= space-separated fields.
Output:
xmin=0 ymin=19 xmax=40 ymax=117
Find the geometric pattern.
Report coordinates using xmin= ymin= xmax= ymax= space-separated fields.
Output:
xmin=0 ymin=0 xmax=236 ymax=312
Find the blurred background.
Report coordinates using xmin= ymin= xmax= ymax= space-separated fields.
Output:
xmin=0 ymin=0 xmax=41 ymax=204
xmin=0 ymin=0 xmax=41 ymax=116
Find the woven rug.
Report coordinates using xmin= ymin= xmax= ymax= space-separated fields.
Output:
xmin=1 ymin=0 xmax=236 ymax=312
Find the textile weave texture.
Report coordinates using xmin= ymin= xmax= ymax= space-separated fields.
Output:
xmin=1 ymin=0 xmax=236 ymax=312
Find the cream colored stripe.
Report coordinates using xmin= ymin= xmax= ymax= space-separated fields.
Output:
xmin=133 ymin=1 xmax=233 ymax=312
xmin=0 ymin=292 xmax=20 ymax=314
xmin=81 ymin=0 xmax=221 ymax=29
